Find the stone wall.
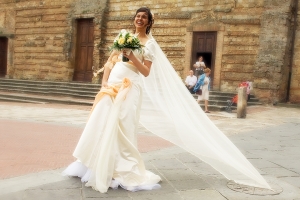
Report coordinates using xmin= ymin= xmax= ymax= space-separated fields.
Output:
xmin=7 ymin=0 xmax=107 ymax=81
xmin=0 ymin=1 xmax=15 ymax=34
xmin=0 ymin=0 xmax=299 ymax=103
xmin=290 ymin=0 xmax=300 ymax=103
xmin=101 ymin=0 xmax=266 ymax=92
xmin=0 ymin=0 xmax=16 ymax=77
xmin=254 ymin=0 xmax=298 ymax=103
xmin=11 ymin=0 xmax=73 ymax=81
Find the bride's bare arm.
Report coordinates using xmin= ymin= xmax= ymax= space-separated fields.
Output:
xmin=124 ymin=51 xmax=151 ymax=77
xmin=102 ymin=51 xmax=119 ymax=87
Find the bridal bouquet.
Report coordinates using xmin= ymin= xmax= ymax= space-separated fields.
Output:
xmin=110 ymin=29 xmax=143 ymax=62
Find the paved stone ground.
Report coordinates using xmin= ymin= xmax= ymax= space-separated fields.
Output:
xmin=0 ymin=102 xmax=300 ymax=200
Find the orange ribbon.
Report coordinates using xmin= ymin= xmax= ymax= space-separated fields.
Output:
xmin=90 ymin=78 xmax=132 ymax=113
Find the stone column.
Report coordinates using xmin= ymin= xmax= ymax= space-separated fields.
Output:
xmin=237 ymin=87 xmax=247 ymax=118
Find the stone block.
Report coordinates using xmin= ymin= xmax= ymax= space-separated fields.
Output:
xmin=171 ymin=178 xmax=211 ymax=191
xmin=159 ymin=169 xmax=198 ymax=181
xmin=130 ymin=193 xmax=182 ymax=200
xmin=260 ymin=167 xmax=300 ymax=177
xmin=279 ymin=177 xmax=300 ymax=188
xmin=174 ymin=152 xmax=202 ymax=163
xmin=151 ymin=158 xmax=188 ymax=170
xmin=128 ymin=180 xmax=176 ymax=197
xmin=0 ymin=191 xmax=25 ymax=200
xmin=23 ymin=188 xmax=81 ymax=200
xmin=0 ymin=12 xmax=5 ymax=27
xmin=180 ymin=189 xmax=227 ymax=200
xmin=37 ymin=178 xmax=82 ymax=190
xmin=82 ymin=184 xmax=129 ymax=198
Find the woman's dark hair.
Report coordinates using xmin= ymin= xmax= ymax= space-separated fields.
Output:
xmin=133 ymin=7 xmax=154 ymax=34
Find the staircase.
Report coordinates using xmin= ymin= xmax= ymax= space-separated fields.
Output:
xmin=0 ymin=78 xmax=99 ymax=105
xmin=0 ymin=78 xmax=262 ymax=111
xmin=194 ymin=91 xmax=262 ymax=111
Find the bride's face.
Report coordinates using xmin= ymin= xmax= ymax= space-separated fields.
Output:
xmin=134 ymin=12 xmax=149 ymax=30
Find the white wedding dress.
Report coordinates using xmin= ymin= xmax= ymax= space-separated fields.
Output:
xmin=63 ymin=33 xmax=271 ymax=193
xmin=63 ymin=39 xmax=161 ymax=193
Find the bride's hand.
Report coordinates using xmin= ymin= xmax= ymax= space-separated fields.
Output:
xmin=122 ymin=49 xmax=135 ymax=61
xmin=102 ymin=81 xmax=108 ymax=88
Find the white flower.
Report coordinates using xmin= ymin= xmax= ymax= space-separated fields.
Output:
xmin=121 ymin=29 xmax=127 ymax=37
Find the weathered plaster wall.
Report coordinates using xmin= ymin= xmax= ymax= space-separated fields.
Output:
xmin=11 ymin=0 xmax=107 ymax=81
xmin=254 ymin=0 xmax=297 ymax=103
xmin=290 ymin=0 xmax=300 ymax=103
xmin=0 ymin=0 xmax=16 ymax=78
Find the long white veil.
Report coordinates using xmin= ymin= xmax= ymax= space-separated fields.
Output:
xmin=139 ymin=34 xmax=271 ymax=189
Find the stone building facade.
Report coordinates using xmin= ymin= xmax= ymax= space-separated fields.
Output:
xmin=0 ymin=0 xmax=299 ymax=103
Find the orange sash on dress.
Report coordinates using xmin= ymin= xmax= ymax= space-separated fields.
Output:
xmin=90 ymin=78 xmax=132 ymax=113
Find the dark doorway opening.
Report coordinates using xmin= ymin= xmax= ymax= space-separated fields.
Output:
xmin=196 ymin=52 xmax=212 ymax=69
xmin=192 ymin=32 xmax=217 ymax=88
xmin=0 ymin=37 xmax=8 ymax=77
xmin=73 ymin=18 xmax=94 ymax=82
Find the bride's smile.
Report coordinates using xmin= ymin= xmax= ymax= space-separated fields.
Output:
xmin=134 ymin=12 xmax=149 ymax=29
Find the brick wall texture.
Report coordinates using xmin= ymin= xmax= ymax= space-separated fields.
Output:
xmin=0 ymin=0 xmax=299 ymax=103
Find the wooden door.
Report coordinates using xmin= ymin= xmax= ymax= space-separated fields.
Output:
xmin=73 ymin=19 xmax=94 ymax=82
xmin=0 ymin=37 xmax=8 ymax=77
xmin=192 ymin=32 xmax=217 ymax=87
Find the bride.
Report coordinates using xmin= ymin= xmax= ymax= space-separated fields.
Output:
xmin=63 ymin=7 xmax=271 ymax=193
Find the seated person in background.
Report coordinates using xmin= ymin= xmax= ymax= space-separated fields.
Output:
xmin=185 ymin=70 xmax=197 ymax=94
xmin=193 ymin=56 xmax=206 ymax=77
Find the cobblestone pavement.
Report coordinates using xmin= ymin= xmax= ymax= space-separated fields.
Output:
xmin=0 ymin=102 xmax=300 ymax=200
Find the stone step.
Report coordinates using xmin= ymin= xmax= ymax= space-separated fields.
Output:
xmin=0 ymin=91 xmax=228 ymax=112
xmin=209 ymin=91 xmax=256 ymax=99
xmin=199 ymin=104 xmax=235 ymax=112
xmin=192 ymin=94 xmax=260 ymax=103
xmin=209 ymin=90 xmax=236 ymax=97
xmin=0 ymin=86 xmax=98 ymax=99
xmin=0 ymin=85 xmax=260 ymax=103
xmin=0 ymin=86 xmax=261 ymax=106
xmin=0 ymin=96 xmax=47 ymax=104
xmin=0 ymin=91 xmax=259 ymax=111
xmin=198 ymin=99 xmax=261 ymax=107
xmin=0 ymin=82 xmax=100 ymax=91
xmin=0 ymin=92 xmax=93 ymax=106
xmin=0 ymin=83 xmax=258 ymax=101
xmin=0 ymin=78 xmax=100 ymax=89
xmin=0 ymin=78 xmax=262 ymax=111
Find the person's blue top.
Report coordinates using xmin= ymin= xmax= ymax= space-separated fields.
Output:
xmin=193 ymin=74 xmax=210 ymax=93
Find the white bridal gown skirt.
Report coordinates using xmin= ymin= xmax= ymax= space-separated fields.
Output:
xmin=63 ymin=63 xmax=161 ymax=193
